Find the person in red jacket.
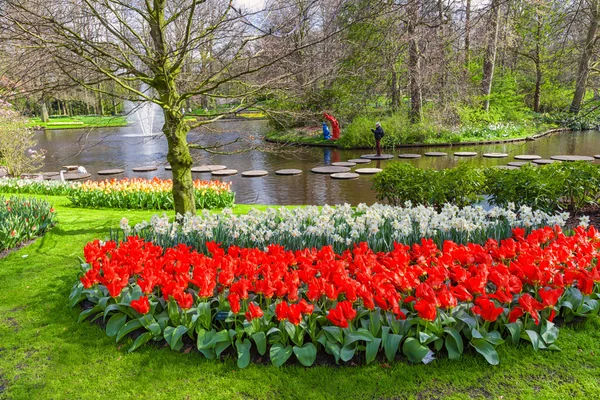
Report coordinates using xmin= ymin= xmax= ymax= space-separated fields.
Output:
xmin=323 ymin=112 xmax=340 ymax=140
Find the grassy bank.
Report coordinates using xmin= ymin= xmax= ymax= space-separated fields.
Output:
xmin=1 ymin=195 xmax=600 ymax=399
xmin=25 ymin=116 xmax=129 ymax=130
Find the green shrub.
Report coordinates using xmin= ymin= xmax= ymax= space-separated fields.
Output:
xmin=0 ymin=196 xmax=56 ymax=252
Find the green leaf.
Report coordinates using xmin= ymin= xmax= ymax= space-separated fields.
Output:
xmin=77 ymin=305 xmax=101 ymax=323
xmin=443 ymin=328 xmax=464 ymax=360
xmin=484 ymin=331 xmax=505 ymax=346
xmin=197 ymin=302 xmax=212 ymax=330
xmin=505 ymin=322 xmax=521 ymax=345
xmin=270 ymin=343 xmax=293 ymax=367
xmin=369 ymin=312 xmax=381 ymax=336
xmin=116 ymin=319 xmax=143 ymax=343
xmin=128 ymin=332 xmax=153 ymax=353
xmin=541 ymin=320 xmax=559 ymax=344
xmin=147 ymin=322 xmax=161 ymax=336
xmin=384 ymin=333 xmax=403 ymax=362
xmin=106 ymin=313 xmax=128 ymax=338
xmin=470 ymin=338 xmax=499 ymax=365
xmin=168 ymin=297 xmax=180 ymax=325
xmin=293 ymin=343 xmax=317 ymax=367
xmin=402 ymin=337 xmax=430 ymax=364
xmin=365 ymin=338 xmax=382 ymax=365
xmin=340 ymin=344 xmax=356 ymax=362
xmin=164 ymin=325 xmax=188 ymax=351
xmin=252 ymin=332 xmax=267 ymax=356
xmin=214 ymin=341 xmax=231 ymax=358
xmin=325 ymin=341 xmax=341 ymax=364
xmin=344 ymin=329 xmax=374 ymax=346
xmin=235 ymin=339 xmax=251 ymax=369
xmin=523 ymin=329 xmax=542 ymax=351
xmin=322 ymin=326 xmax=343 ymax=344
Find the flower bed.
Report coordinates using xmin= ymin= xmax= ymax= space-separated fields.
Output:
xmin=0 ymin=196 xmax=56 ymax=252
xmin=0 ymin=178 xmax=73 ymax=196
xmin=118 ymin=203 xmax=568 ymax=253
xmin=71 ymin=226 xmax=600 ymax=367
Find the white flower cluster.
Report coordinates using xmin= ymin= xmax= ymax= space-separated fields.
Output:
xmin=121 ymin=203 xmax=569 ymax=252
xmin=0 ymin=177 xmax=76 ymax=194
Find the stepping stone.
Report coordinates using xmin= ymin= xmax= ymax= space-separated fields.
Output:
xmin=212 ymin=169 xmax=238 ymax=176
xmin=62 ymin=165 xmax=79 ymax=171
xmin=507 ymin=161 xmax=530 ymax=167
xmin=550 ymin=155 xmax=595 ymax=162
xmin=348 ymin=159 xmax=371 ymax=164
xmin=311 ymin=166 xmax=351 ymax=174
xmin=192 ymin=165 xmax=227 ymax=172
xmin=424 ymin=152 xmax=447 ymax=157
xmin=132 ymin=166 xmax=158 ymax=172
xmin=454 ymin=152 xmax=477 ymax=157
xmin=241 ymin=170 xmax=269 ymax=177
xmin=360 ymin=154 xmax=394 ymax=160
xmin=483 ymin=153 xmax=508 ymax=158
xmin=331 ymin=172 xmax=360 ymax=179
xmin=332 ymin=162 xmax=356 ymax=167
xmin=98 ymin=169 xmax=125 ymax=175
xmin=165 ymin=165 xmax=172 ymax=170
xmin=595 ymin=155 xmax=600 ymax=159
xmin=398 ymin=154 xmax=422 ymax=159
xmin=514 ymin=155 xmax=541 ymax=160
xmin=275 ymin=169 xmax=302 ymax=176
xmin=532 ymin=159 xmax=558 ymax=165
xmin=50 ymin=173 xmax=91 ymax=181
xmin=495 ymin=165 xmax=518 ymax=170
xmin=355 ymin=168 xmax=382 ymax=174
xmin=40 ymin=172 xmax=60 ymax=177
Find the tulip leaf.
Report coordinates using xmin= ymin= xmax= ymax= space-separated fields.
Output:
xmin=325 ymin=341 xmax=341 ymax=364
xmin=197 ymin=302 xmax=212 ymax=331
xmin=293 ymin=343 xmax=317 ymax=367
xmin=77 ymin=304 xmax=101 ymax=323
xmin=484 ymin=331 xmax=505 ymax=346
xmin=147 ymin=322 xmax=161 ymax=337
xmin=235 ymin=339 xmax=251 ymax=369
xmin=522 ymin=330 xmax=542 ymax=351
xmin=164 ymin=325 xmax=188 ymax=351
xmin=168 ymin=297 xmax=181 ymax=326
xmin=369 ymin=312 xmax=382 ymax=336
xmin=470 ymin=338 xmax=499 ymax=365
xmin=365 ymin=338 xmax=382 ymax=364
xmin=106 ymin=313 xmax=127 ymax=338
xmin=563 ymin=288 xmax=583 ymax=310
xmin=504 ymin=322 xmax=521 ymax=345
xmin=344 ymin=328 xmax=374 ymax=346
xmin=214 ymin=341 xmax=231 ymax=358
xmin=252 ymin=332 xmax=267 ymax=356
xmin=103 ymin=304 xmax=124 ymax=321
xmin=402 ymin=337 xmax=430 ymax=364
xmin=128 ymin=332 xmax=153 ymax=353
xmin=384 ymin=333 xmax=403 ymax=362
xmin=116 ymin=319 xmax=143 ymax=343
xmin=270 ymin=343 xmax=293 ymax=367
xmin=322 ymin=326 xmax=343 ymax=344
xmin=541 ymin=320 xmax=559 ymax=344
xmin=340 ymin=344 xmax=356 ymax=362
xmin=443 ymin=328 xmax=464 ymax=359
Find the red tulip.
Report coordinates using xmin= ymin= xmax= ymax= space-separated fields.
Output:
xmin=414 ymin=299 xmax=437 ymax=321
xmin=326 ymin=305 xmax=348 ymax=328
xmin=245 ymin=302 xmax=264 ymax=322
xmin=174 ymin=291 xmax=194 ymax=310
xmin=508 ymin=306 xmax=524 ymax=323
xmin=228 ymin=292 xmax=241 ymax=314
xmin=130 ymin=296 xmax=150 ymax=314
xmin=518 ymin=294 xmax=544 ymax=325
xmin=471 ymin=297 xmax=504 ymax=322
xmin=538 ymin=288 xmax=564 ymax=308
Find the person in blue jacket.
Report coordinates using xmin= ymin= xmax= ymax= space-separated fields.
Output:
xmin=322 ymin=122 xmax=331 ymax=140
xmin=371 ymin=122 xmax=384 ymax=156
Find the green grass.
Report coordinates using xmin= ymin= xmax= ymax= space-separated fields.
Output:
xmin=25 ymin=116 xmax=129 ymax=130
xmin=266 ymin=130 xmax=337 ymax=147
xmin=1 ymin=195 xmax=600 ymax=399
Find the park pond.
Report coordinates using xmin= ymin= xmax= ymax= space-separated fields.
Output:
xmin=34 ymin=120 xmax=600 ymax=205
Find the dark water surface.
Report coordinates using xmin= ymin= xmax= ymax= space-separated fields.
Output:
xmin=34 ymin=122 xmax=600 ymax=206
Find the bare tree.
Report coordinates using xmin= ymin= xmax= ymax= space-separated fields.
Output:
xmin=571 ymin=0 xmax=600 ymax=113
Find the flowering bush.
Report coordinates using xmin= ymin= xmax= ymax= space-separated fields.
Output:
xmin=71 ymin=226 xmax=600 ymax=367
xmin=69 ymin=178 xmax=234 ymax=210
xmin=117 ymin=203 xmax=568 ymax=253
xmin=0 ymin=196 xmax=56 ymax=252
xmin=0 ymin=178 xmax=74 ymax=196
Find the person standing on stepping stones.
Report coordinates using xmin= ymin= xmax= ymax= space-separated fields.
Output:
xmin=371 ymin=122 xmax=384 ymax=156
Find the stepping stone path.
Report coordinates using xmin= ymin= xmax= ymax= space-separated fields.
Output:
xmin=241 ymin=170 xmax=269 ymax=177
xmin=483 ymin=153 xmax=508 ymax=158
xmin=40 ymin=172 xmax=60 ymax=178
xmin=275 ymin=169 xmax=302 ymax=176
xmin=331 ymin=172 xmax=360 ymax=179
xmin=360 ymin=154 xmax=394 ymax=160
xmin=398 ymin=154 xmax=422 ymax=159
xmin=532 ymin=159 xmax=558 ymax=165
xmin=62 ymin=165 xmax=79 ymax=171
xmin=98 ymin=169 xmax=125 ymax=175
xmin=311 ymin=166 xmax=351 ymax=174
xmin=550 ymin=155 xmax=595 ymax=162
xmin=355 ymin=168 xmax=382 ymax=174
xmin=192 ymin=165 xmax=227 ymax=172
xmin=212 ymin=169 xmax=238 ymax=176
xmin=454 ymin=152 xmax=477 ymax=157
xmin=595 ymin=155 xmax=600 ymax=159
xmin=514 ymin=155 xmax=541 ymax=160
xmin=332 ymin=162 xmax=356 ymax=167
xmin=348 ymin=159 xmax=371 ymax=164
xmin=496 ymin=165 xmax=519 ymax=170
xmin=424 ymin=152 xmax=447 ymax=157
xmin=132 ymin=166 xmax=158 ymax=172
xmin=165 ymin=165 xmax=172 ymax=170
xmin=50 ymin=173 xmax=91 ymax=181
xmin=507 ymin=161 xmax=530 ymax=167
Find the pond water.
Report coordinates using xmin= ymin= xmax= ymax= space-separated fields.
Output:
xmin=34 ymin=121 xmax=600 ymax=206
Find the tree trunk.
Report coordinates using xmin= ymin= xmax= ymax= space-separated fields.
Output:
xmin=481 ymin=0 xmax=502 ymax=112
xmin=164 ymin=110 xmax=196 ymax=215
xmin=570 ymin=0 xmax=600 ymax=114
xmin=41 ymin=102 xmax=49 ymax=122
xmin=408 ymin=0 xmax=422 ymax=124
xmin=465 ymin=0 xmax=471 ymax=66
xmin=391 ymin=69 xmax=399 ymax=111
xmin=534 ymin=61 xmax=542 ymax=112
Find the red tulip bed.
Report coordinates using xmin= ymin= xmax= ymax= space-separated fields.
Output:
xmin=71 ymin=225 xmax=600 ymax=367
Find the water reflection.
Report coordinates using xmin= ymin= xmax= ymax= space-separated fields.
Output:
xmin=34 ymin=123 xmax=600 ymax=206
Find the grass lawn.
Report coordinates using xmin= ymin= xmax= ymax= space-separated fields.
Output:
xmin=1 ymin=195 xmax=600 ymax=399
xmin=25 ymin=116 xmax=129 ymax=130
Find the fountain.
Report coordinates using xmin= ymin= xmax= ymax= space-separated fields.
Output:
xmin=123 ymin=84 xmax=163 ymax=137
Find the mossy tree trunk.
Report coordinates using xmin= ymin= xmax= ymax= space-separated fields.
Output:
xmin=164 ymin=110 xmax=195 ymax=215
